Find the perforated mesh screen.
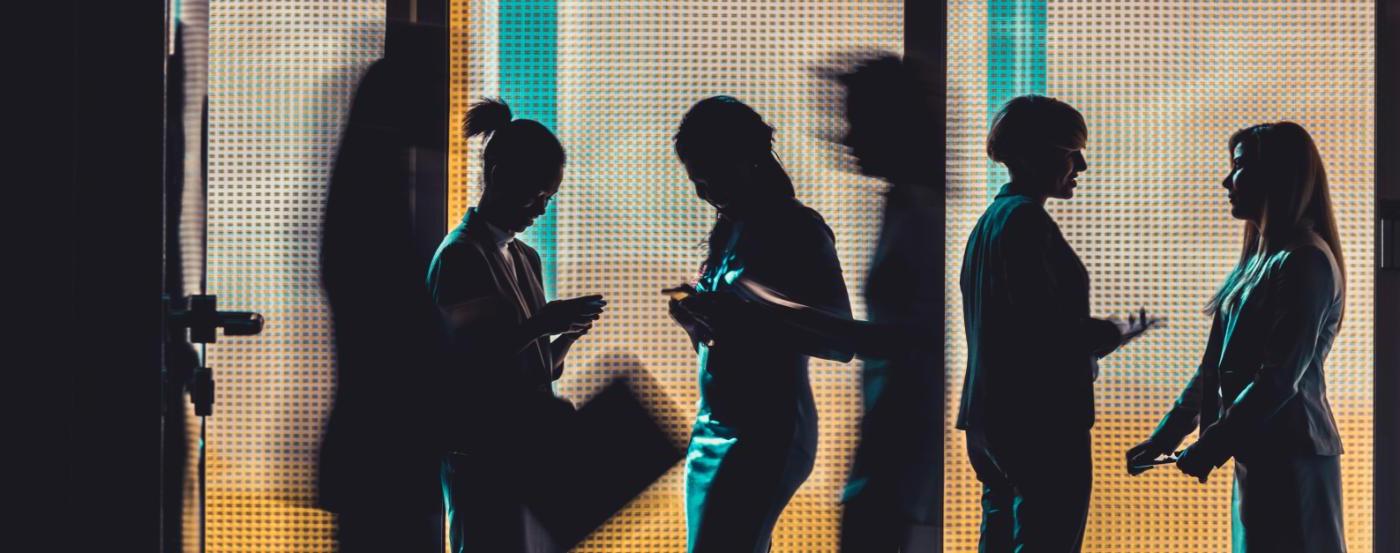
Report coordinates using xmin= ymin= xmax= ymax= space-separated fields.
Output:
xmin=193 ymin=1 xmax=1373 ymax=551
xmin=944 ymin=1 xmax=1373 ymax=551
xmin=203 ymin=2 xmax=385 ymax=551
xmin=450 ymin=1 xmax=902 ymax=550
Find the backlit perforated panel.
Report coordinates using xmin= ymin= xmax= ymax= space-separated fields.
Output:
xmin=203 ymin=2 xmax=384 ymax=551
xmin=944 ymin=1 xmax=1374 ymax=551
xmin=195 ymin=1 xmax=1373 ymax=551
xmin=451 ymin=1 xmax=902 ymax=550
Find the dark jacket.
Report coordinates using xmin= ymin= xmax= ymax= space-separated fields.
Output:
xmin=1150 ymin=231 xmax=1344 ymax=463
xmin=427 ymin=207 xmax=568 ymax=553
xmin=427 ymin=207 xmax=558 ymax=403
xmin=957 ymin=184 xmax=1120 ymax=433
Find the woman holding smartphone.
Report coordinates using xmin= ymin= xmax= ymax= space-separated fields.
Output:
xmin=667 ymin=96 xmax=853 ymax=553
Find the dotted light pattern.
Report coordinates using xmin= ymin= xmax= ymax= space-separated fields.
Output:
xmin=203 ymin=2 xmax=385 ymax=551
xmin=945 ymin=2 xmax=1374 ymax=552
xmin=452 ymin=1 xmax=902 ymax=550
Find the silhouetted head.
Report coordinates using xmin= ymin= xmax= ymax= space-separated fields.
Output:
xmin=1224 ymin=123 xmax=1333 ymax=230
xmin=466 ymin=98 xmax=566 ymax=234
xmin=835 ymin=53 xmax=938 ymax=184
xmin=986 ymin=95 xmax=1088 ymax=200
xmin=1209 ymin=121 xmax=1345 ymax=318
xmin=674 ymin=96 xmax=795 ymax=211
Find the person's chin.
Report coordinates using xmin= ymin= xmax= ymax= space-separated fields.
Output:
xmin=510 ymin=218 xmax=535 ymax=233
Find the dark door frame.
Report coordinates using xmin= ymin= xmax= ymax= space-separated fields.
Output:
xmin=908 ymin=1 xmax=947 ymax=551
xmin=388 ymin=0 xmax=450 ymax=261
xmin=1375 ymin=1 xmax=1399 ymax=551
xmin=63 ymin=0 xmax=168 ymax=552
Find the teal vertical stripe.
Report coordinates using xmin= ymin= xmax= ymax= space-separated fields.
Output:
xmin=500 ymin=0 xmax=559 ymax=299
xmin=986 ymin=0 xmax=1047 ymax=198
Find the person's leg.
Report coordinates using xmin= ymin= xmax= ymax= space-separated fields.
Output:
xmin=691 ymin=438 xmax=811 ymax=553
xmin=1000 ymin=430 xmax=1092 ymax=553
xmin=966 ymin=430 xmax=1015 ymax=553
xmin=840 ymin=488 xmax=904 ymax=553
xmin=336 ymin=508 xmax=442 ymax=553
xmin=445 ymin=454 xmax=527 ymax=553
xmin=1294 ymin=455 xmax=1346 ymax=553
xmin=1236 ymin=455 xmax=1346 ymax=553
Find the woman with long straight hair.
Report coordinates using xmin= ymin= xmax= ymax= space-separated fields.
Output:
xmin=1128 ymin=122 xmax=1348 ymax=552
xmin=667 ymin=96 xmax=853 ymax=553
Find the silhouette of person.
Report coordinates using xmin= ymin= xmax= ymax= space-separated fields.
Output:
xmin=318 ymin=48 xmax=453 ymax=553
xmin=1127 ymin=122 xmax=1347 ymax=553
xmin=827 ymin=53 xmax=943 ymax=553
xmin=667 ymin=96 xmax=854 ymax=553
xmin=958 ymin=95 xmax=1159 ymax=552
xmin=426 ymin=98 xmax=605 ymax=553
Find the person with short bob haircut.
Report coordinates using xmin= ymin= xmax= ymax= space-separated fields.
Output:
xmin=958 ymin=94 xmax=1160 ymax=552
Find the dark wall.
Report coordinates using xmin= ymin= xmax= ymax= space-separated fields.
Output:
xmin=64 ymin=1 xmax=166 ymax=551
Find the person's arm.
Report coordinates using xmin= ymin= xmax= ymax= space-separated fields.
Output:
xmin=1152 ymin=314 xmax=1222 ymax=447
xmin=998 ymin=204 xmax=1123 ymax=357
xmin=548 ymin=330 xmax=588 ymax=380
xmin=428 ymin=244 xmax=553 ymax=356
xmin=701 ymin=215 xmax=856 ymax=362
xmin=1186 ymin=246 xmax=1338 ymax=468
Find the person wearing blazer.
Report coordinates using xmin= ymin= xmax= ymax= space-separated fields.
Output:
xmin=1128 ymin=122 xmax=1347 ymax=553
xmin=958 ymin=95 xmax=1159 ymax=552
xmin=427 ymin=98 xmax=605 ymax=553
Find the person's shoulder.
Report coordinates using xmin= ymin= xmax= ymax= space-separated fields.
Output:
xmin=1274 ymin=236 xmax=1338 ymax=280
xmin=983 ymin=195 xmax=1050 ymax=238
xmin=430 ymin=224 xmax=488 ymax=275
xmin=778 ymin=200 xmax=836 ymax=241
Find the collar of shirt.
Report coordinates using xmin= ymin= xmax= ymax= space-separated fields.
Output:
xmin=469 ymin=207 xmax=516 ymax=248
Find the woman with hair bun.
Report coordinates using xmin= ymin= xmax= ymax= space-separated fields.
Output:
xmin=427 ymin=98 xmax=605 ymax=553
xmin=667 ymin=96 xmax=853 ymax=553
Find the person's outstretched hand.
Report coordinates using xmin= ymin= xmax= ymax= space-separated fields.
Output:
xmin=533 ymin=294 xmax=606 ymax=336
xmin=1109 ymin=306 xmax=1164 ymax=347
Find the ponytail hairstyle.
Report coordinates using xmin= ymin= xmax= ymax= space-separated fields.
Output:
xmin=1207 ymin=122 xmax=1345 ymax=322
xmin=464 ymin=98 xmax=566 ymax=193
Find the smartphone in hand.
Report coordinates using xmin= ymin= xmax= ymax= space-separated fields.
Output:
xmin=1130 ymin=451 xmax=1183 ymax=473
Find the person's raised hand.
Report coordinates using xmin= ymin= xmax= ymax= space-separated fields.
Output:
xmin=1109 ymin=306 xmax=1164 ymax=347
